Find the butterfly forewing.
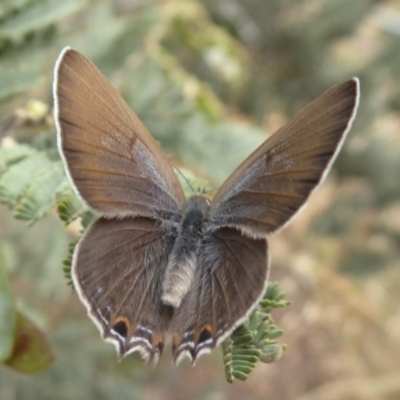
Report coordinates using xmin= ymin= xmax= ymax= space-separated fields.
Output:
xmin=210 ymin=79 xmax=360 ymax=237
xmin=168 ymin=228 xmax=268 ymax=364
xmin=54 ymin=48 xmax=184 ymax=220
xmin=73 ymin=217 xmax=175 ymax=364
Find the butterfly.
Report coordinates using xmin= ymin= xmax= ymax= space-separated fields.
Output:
xmin=53 ymin=47 xmax=359 ymax=366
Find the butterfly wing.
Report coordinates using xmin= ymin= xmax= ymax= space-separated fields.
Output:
xmin=168 ymin=227 xmax=268 ymax=364
xmin=210 ymin=79 xmax=360 ymax=237
xmin=54 ymin=48 xmax=184 ymax=220
xmin=73 ymin=217 xmax=175 ymax=364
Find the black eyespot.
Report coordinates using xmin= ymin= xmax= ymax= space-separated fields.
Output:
xmin=112 ymin=320 xmax=128 ymax=338
xmin=198 ymin=327 xmax=212 ymax=344
xmin=156 ymin=340 xmax=164 ymax=353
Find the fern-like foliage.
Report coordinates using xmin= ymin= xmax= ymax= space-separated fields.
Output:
xmin=223 ymin=282 xmax=289 ymax=382
xmin=62 ymin=240 xmax=76 ymax=286
xmin=57 ymin=187 xmax=87 ymax=225
xmin=60 ymin=210 xmax=94 ymax=286
xmin=0 ymin=141 xmax=69 ymax=225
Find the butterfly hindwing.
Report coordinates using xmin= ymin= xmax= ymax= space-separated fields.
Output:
xmin=168 ymin=227 xmax=268 ymax=364
xmin=72 ymin=217 xmax=175 ymax=364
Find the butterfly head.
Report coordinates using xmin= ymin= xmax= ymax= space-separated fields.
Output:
xmin=181 ymin=193 xmax=211 ymax=220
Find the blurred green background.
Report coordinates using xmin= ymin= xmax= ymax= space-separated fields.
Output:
xmin=1 ymin=0 xmax=400 ymax=399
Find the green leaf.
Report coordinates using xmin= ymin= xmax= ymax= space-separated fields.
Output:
xmin=80 ymin=211 xmax=96 ymax=228
xmin=0 ymin=151 xmax=52 ymax=205
xmin=0 ymin=67 xmax=44 ymax=101
xmin=0 ymin=143 xmax=34 ymax=173
xmin=0 ymin=145 xmax=67 ymax=225
xmin=223 ymin=282 xmax=289 ymax=383
xmin=229 ymin=330 xmax=254 ymax=346
xmin=259 ymin=343 xmax=286 ymax=364
xmin=259 ymin=282 xmax=291 ymax=311
xmin=57 ymin=187 xmax=87 ymax=225
xmin=14 ymin=161 xmax=65 ymax=225
xmin=232 ymin=370 xmax=248 ymax=381
xmin=3 ymin=311 xmax=55 ymax=374
xmin=0 ymin=242 xmax=16 ymax=362
xmin=0 ymin=0 xmax=87 ymax=44
xmin=62 ymin=241 xmax=77 ymax=287
xmin=0 ymin=0 xmax=34 ymax=21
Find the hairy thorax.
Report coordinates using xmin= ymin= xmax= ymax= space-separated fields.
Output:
xmin=162 ymin=194 xmax=210 ymax=308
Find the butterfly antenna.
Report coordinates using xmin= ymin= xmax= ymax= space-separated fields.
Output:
xmin=173 ymin=165 xmax=195 ymax=193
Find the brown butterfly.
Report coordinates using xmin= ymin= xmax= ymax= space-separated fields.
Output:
xmin=53 ymin=47 xmax=359 ymax=366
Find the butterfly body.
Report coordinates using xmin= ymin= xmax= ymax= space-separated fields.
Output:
xmin=54 ymin=47 xmax=359 ymax=366
xmin=162 ymin=194 xmax=211 ymax=308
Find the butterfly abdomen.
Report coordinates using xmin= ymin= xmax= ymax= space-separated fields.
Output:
xmin=162 ymin=195 xmax=210 ymax=308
